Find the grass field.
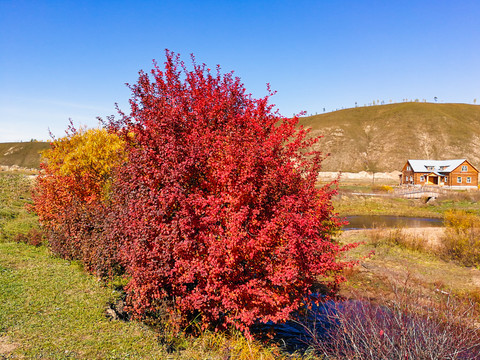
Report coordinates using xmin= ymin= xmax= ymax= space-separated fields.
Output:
xmin=0 ymin=242 xmax=168 ymax=359
xmin=2 ymin=172 xmax=480 ymax=359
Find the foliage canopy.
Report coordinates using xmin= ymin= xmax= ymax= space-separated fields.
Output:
xmin=33 ymin=51 xmax=353 ymax=334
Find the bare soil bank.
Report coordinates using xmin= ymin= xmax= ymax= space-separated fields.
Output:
xmin=319 ymin=171 xmax=401 ymax=181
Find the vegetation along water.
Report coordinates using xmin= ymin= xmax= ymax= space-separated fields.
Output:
xmin=1 ymin=53 xmax=480 ymax=358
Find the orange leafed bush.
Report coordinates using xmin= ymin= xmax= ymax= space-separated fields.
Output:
xmin=441 ymin=209 xmax=480 ymax=266
xmin=32 ymin=124 xmax=126 ymax=276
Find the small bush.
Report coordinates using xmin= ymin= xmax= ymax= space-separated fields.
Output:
xmin=32 ymin=126 xmax=126 ymax=277
xmin=365 ymin=228 xmax=384 ymax=248
xmin=440 ymin=209 xmax=480 ymax=266
xmin=381 ymin=185 xmax=393 ymax=193
xmin=371 ymin=185 xmax=393 ymax=193
xmin=13 ymin=228 xmax=45 ymax=247
xmin=385 ymin=228 xmax=424 ymax=251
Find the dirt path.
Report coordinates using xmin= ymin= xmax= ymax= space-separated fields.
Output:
xmin=0 ymin=336 xmax=19 ymax=357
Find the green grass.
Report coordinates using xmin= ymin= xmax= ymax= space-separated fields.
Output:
xmin=0 ymin=242 xmax=168 ymax=359
xmin=0 ymin=173 xmax=39 ymax=242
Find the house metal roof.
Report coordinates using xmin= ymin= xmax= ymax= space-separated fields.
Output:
xmin=407 ymin=159 xmax=466 ymax=173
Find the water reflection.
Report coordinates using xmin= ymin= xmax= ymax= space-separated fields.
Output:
xmin=254 ymin=299 xmax=368 ymax=353
xmin=253 ymin=299 xmax=336 ymax=352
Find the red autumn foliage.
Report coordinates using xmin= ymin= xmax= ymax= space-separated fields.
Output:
xmin=108 ymin=51 xmax=353 ymax=333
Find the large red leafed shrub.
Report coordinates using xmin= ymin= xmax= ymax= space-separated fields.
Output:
xmin=109 ymin=51 xmax=353 ymax=333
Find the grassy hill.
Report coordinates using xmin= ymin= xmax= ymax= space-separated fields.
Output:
xmin=300 ymin=102 xmax=480 ymax=172
xmin=0 ymin=142 xmax=50 ymax=169
xmin=3 ymin=103 xmax=480 ymax=173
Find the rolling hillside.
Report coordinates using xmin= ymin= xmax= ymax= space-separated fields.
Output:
xmin=0 ymin=142 xmax=50 ymax=169
xmin=300 ymin=102 xmax=480 ymax=172
xmin=2 ymin=103 xmax=480 ymax=172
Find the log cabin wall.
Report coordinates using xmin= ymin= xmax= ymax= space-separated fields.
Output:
xmin=450 ymin=161 xmax=479 ymax=187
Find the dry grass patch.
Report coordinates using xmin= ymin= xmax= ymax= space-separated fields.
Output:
xmin=306 ymin=282 xmax=480 ymax=359
xmin=338 ymin=229 xmax=480 ymax=302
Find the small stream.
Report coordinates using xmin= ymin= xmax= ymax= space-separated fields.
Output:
xmin=253 ymin=298 xmax=337 ymax=352
xmin=255 ymin=215 xmax=445 ymax=352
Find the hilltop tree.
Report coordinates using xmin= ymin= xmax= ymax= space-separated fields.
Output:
xmin=108 ymin=51 xmax=353 ymax=334
xmin=364 ymin=157 xmax=380 ymax=186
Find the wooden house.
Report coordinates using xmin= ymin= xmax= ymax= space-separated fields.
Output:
xmin=400 ymin=159 xmax=479 ymax=188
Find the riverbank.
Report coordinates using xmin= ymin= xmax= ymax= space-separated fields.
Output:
xmin=337 ymin=228 xmax=480 ymax=302
xmin=333 ymin=183 xmax=480 ymax=218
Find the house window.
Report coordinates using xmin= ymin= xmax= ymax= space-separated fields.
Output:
xmin=407 ymin=165 xmax=411 ymax=171
xmin=462 ymin=165 xmax=468 ymax=172
xmin=420 ymin=176 xmax=424 ymax=182
xmin=410 ymin=176 xmax=413 ymax=182
xmin=467 ymin=177 xmax=471 ymax=183
xmin=445 ymin=176 xmax=448 ymax=182
xmin=457 ymin=177 xmax=462 ymax=183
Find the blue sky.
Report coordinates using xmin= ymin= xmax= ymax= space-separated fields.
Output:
xmin=1 ymin=0 xmax=479 ymax=142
